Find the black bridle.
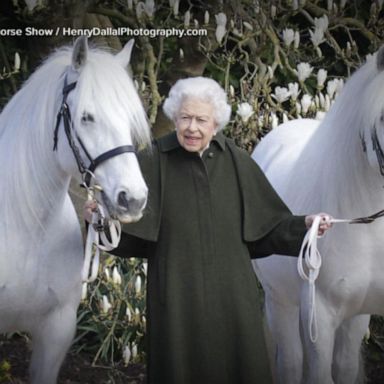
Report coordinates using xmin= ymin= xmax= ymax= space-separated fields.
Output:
xmin=53 ymin=78 xmax=136 ymax=187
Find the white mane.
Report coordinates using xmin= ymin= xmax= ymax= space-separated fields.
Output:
xmin=285 ymin=55 xmax=384 ymax=217
xmin=0 ymin=46 xmax=150 ymax=239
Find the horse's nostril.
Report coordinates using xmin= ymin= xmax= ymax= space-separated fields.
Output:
xmin=117 ymin=191 xmax=147 ymax=214
xmin=118 ymin=191 xmax=130 ymax=209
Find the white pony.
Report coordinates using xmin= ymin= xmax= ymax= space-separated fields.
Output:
xmin=252 ymin=47 xmax=384 ymax=384
xmin=0 ymin=37 xmax=150 ymax=383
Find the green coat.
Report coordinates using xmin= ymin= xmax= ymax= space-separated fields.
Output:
xmin=113 ymin=131 xmax=307 ymax=384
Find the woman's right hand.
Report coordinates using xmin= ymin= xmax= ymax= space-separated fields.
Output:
xmin=83 ymin=200 xmax=98 ymax=224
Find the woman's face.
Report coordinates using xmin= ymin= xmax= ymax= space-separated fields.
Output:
xmin=175 ymin=97 xmax=218 ymax=153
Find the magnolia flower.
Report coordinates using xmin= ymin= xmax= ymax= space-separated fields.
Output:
xmin=326 ymin=79 xmax=339 ymax=99
xmin=135 ymin=275 xmax=142 ymax=294
xmin=215 ymin=13 xmax=227 ymax=44
xmin=194 ymin=19 xmax=199 ymax=28
xmin=288 ymin=82 xmax=300 ymax=100
xmin=301 ymin=94 xmax=312 ymax=114
xmin=309 ymin=28 xmax=324 ymax=47
xmin=282 ymin=28 xmax=295 ymax=48
xmin=282 ymin=113 xmax=289 ymax=124
xmin=81 ymin=282 xmax=88 ymax=301
xmin=327 ymin=0 xmax=333 ymax=11
xmin=14 ymin=52 xmax=20 ymax=71
xmin=132 ymin=343 xmax=138 ymax=359
xmin=271 ymin=5 xmax=277 ymax=18
xmin=296 ymin=102 xmax=302 ymax=116
xmin=324 ymin=94 xmax=331 ymax=111
xmin=314 ymin=15 xmax=329 ymax=33
xmin=184 ymin=11 xmax=191 ymax=28
xmin=172 ymin=0 xmax=179 ymax=16
xmin=204 ymin=11 xmax=209 ymax=24
xmin=272 ymin=86 xmax=291 ymax=103
xmin=317 ymin=69 xmax=327 ymax=88
xmin=136 ymin=2 xmax=145 ymax=19
xmin=270 ymin=112 xmax=279 ymax=129
xmin=101 ymin=295 xmax=112 ymax=314
xmin=104 ymin=267 xmax=111 ymax=282
xmin=294 ymin=31 xmax=300 ymax=49
xmin=292 ymin=0 xmax=298 ymax=10
xmin=319 ymin=92 xmax=325 ymax=109
xmin=296 ymin=62 xmax=313 ymax=82
xmin=340 ymin=0 xmax=347 ymax=9
xmin=126 ymin=306 xmax=132 ymax=322
xmin=179 ymin=48 xmax=184 ymax=61
xmin=267 ymin=66 xmax=274 ymax=79
xmin=144 ymin=0 xmax=155 ymax=17
xmin=123 ymin=345 xmax=132 ymax=366
xmin=134 ymin=80 xmax=139 ymax=90
xmin=243 ymin=21 xmax=253 ymax=31
xmin=127 ymin=0 xmax=133 ymax=10
xmin=236 ymin=102 xmax=254 ymax=123
xmin=112 ymin=266 xmax=122 ymax=285
xmin=142 ymin=262 xmax=148 ymax=275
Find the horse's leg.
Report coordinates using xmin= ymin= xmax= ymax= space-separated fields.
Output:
xmin=264 ymin=292 xmax=303 ymax=384
xmin=29 ymin=303 xmax=77 ymax=384
xmin=332 ymin=314 xmax=370 ymax=384
xmin=300 ymin=293 xmax=338 ymax=384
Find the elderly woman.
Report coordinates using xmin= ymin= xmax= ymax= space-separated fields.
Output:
xmin=85 ymin=77 xmax=331 ymax=384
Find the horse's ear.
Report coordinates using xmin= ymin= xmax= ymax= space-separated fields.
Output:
xmin=376 ymin=46 xmax=384 ymax=72
xmin=72 ymin=36 xmax=88 ymax=71
xmin=115 ymin=39 xmax=135 ymax=68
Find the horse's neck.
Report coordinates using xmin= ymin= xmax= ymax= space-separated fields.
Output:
xmin=290 ymin=122 xmax=384 ymax=218
xmin=0 ymin=123 xmax=71 ymax=242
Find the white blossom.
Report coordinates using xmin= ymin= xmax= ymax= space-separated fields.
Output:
xmin=267 ymin=66 xmax=274 ymax=79
xmin=204 ymin=11 xmax=209 ymax=25
xmin=112 ymin=266 xmax=122 ymax=285
xmin=104 ymin=267 xmax=111 ymax=282
xmin=282 ymin=28 xmax=295 ymax=48
xmin=81 ymin=282 xmax=88 ymax=301
xmin=215 ymin=13 xmax=227 ymax=44
xmin=340 ymin=0 xmax=347 ymax=9
xmin=296 ymin=102 xmax=302 ymax=116
xmin=236 ymin=102 xmax=254 ymax=123
xmin=126 ymin=306 xmax=132 ymax=322
xmin=134 ymin=80 xmax=139 ymax=90
xmin=194 ymin=19 xmax=199 ymax=28
xmin=172 ymin=0 xmax=179 ymax=16
xmin=123 ymin=345 xmax=132 ymax=366
xmin=272 ymin=86 xmax=291 ymax=103
xmin=282 ymin=113 xmax=289 ymax=124
xmin=243 ymin=21 xmax=253 ymax=31
xmin=179 ymin=48 xmax=184 ymax=61
xmin=127 ymin=0 xmax=133 ymax=10
xmin=14 ymin=52 xmax=20 ymax=71
xmin=229 ymin=85 xmax=235 ymax=98
xmin=270 ymin=112 xmax=279 ymax=129
xmin=317 ymin=69 xmax=328 ymax=88
xmin=327 ymin=0 xmax=333 ymax=11
xmin=314 ymin=15 xmax=329 ymax=33
xmin=301 ymin=94 xmax=312 ymax=114
xmin=101 ymin=295 xmax=112 ymax=314
xmin=324 ymin=94 xmax=331 ymax=111
xmin=294 ymin=31 xmax=300 ymax=49
xmin=326 ymin=79 xmax=339 ymax=99
xmin=309 ymin=28 xmax=325 ymax=47
xmin=184 ymin=11 xmax=191 ymax=28
xmin=296 ymin=62 xmax=313 ymax=82
xmin=132 ymin=343 xmax=138 ymax=358
xmin=144 ymin=0 xmax=155 ymax=17
xmin=271 ymin=5 xmax=277 ymax=18
xmin=135 ymin=275 xmax=142 ymax=294
xmin=319 ymin=92 xmax=326 ymax=109
xmin=136 ymin=2 xmax=145 ymax=19
xmin=288 ymin=82 xmax=300 ymax=101
xmin=142 ymin=262 xmax=148 ymax=275
xmin=292 ymin=0 xmax=299 ymax=10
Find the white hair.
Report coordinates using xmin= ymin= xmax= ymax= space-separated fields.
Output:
xmin=163 ymin=76 xmax=232 ymax=130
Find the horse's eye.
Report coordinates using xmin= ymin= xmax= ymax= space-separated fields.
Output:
xmin=81 ymin=113 xmax=95 ymax=124
xmin=381 ymin=114 xmax=384 ymax=123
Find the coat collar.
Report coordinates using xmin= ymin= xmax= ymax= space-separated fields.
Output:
xmin=158 ymin=130 xmax=226 ymax=153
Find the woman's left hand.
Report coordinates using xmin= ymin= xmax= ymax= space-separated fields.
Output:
xmin=305 ymin=213 xmax=333 ymax=236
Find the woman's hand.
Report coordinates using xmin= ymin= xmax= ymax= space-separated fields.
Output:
xmin=305 ymin=213 xmax=333 ymax=237
xmin=83 ymin=200 xmax=98 ymax=224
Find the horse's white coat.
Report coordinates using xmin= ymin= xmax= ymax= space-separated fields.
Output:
xmin=0 ymin=38 xmax=150 ymax=383
xmin=252 ymin=50 xmax=384 ymax=384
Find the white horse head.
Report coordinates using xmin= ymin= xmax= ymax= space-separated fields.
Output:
xmin=53 ymin=37 xmax=150 ymax=223
xmin=252 ymin=45 xmax=384 ymax=384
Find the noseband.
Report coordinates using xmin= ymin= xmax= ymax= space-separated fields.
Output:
xmin=53 ymin=78 xmax=136 ymax=187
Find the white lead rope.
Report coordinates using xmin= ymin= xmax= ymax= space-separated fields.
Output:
xmin=82 ymin=189 xmax=122 ymax=283
xmin=297 ymin=210 xmax=384 ymax=343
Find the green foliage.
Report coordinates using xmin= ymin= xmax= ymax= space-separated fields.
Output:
xmin=0 ymin=360 xmax=11 ymax=383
